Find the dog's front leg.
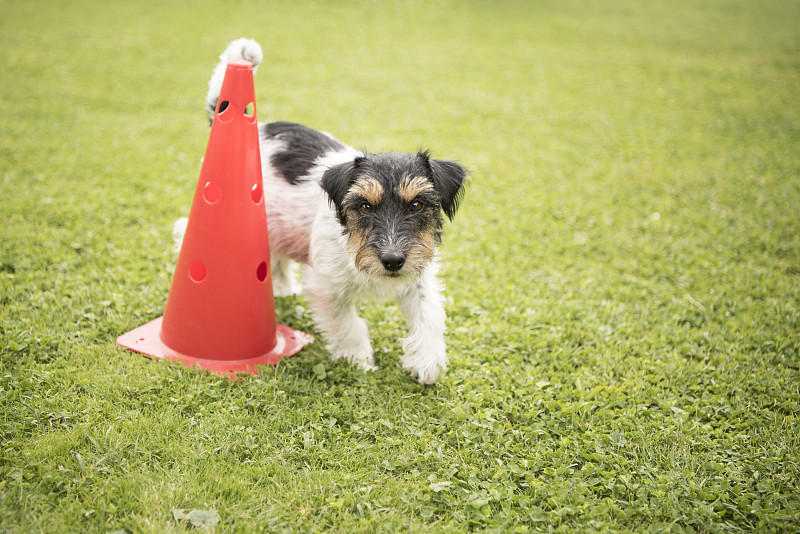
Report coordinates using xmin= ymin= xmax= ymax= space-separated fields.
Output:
xmin=398 ymin=265 xmax=448 ymax=385
xmin=305 ymin=268 xmax=376 ymax=372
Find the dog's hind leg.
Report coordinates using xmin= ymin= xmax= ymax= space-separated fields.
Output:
xmin=172 ymin=217 xmax=188 ymax=253
xmin=271 ymin=255 xmax=301 ymax=297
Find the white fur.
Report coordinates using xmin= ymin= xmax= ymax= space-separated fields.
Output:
xmin=177 ymin=39 xmax=451 ymax=384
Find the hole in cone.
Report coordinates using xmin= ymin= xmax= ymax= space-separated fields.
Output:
xmin=217 ymin=100 xmax=234 ymax=123
xmin=251 ymin=183 xmax=263 ymax=203
xmin=189 ymin=261 xmax=207 ymax=282
xmin=256 ymin=262 xmax=268 ymax=282
xmin=203 ymin=181 xmax=221 ymax=204
xmin=244 ymin=102 xmax=255 ymax=122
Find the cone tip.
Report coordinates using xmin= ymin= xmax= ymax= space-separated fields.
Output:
xmin=227 ymin=59 xmax=254 ymax=71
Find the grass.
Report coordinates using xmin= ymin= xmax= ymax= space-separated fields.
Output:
xmin=1 ymin=0 xmax=799 ymax=532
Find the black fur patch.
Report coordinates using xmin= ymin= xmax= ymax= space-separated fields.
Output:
xmin=261 ymin=122 xmax=346 ymax=185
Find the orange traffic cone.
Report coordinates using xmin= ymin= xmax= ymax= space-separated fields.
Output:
xmin=118 ymin=60 xmax=313 ymax=376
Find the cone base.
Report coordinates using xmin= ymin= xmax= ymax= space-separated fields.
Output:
xmin=117 ymin=317 xmax=314 ymax=377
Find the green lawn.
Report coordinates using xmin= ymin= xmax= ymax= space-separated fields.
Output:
xmin=2 ymin=0 xmax=799 ymax=532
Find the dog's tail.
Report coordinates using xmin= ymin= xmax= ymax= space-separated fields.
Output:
xmin=205 ymin=38 xmax=263 ymax=123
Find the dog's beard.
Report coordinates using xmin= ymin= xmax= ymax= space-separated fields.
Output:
xmin=346 ymin=229 xmax=436 ymax=278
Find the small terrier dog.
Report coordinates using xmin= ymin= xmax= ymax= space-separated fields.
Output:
xmin=176 ymin=38 xmax=467 ymax=384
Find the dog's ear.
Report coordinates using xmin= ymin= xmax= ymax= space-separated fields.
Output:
xmin=419 ymin=151 xmax=468 ymax=221
xmin=321 ymin=158 xmax=362 ymax=225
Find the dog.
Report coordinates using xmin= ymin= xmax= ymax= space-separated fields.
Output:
xmin=175 ymin=38 xmax=467 ymax=384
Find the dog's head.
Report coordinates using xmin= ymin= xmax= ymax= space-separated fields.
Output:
xmin=321 ymin=151 xmax=467 ymax=278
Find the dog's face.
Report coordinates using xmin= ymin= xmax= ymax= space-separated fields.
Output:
xmin=321 ymin=151 xmax=466 ymax=278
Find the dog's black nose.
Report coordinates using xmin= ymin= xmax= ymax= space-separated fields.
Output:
xmin=380 ymin=253 xmax=406 ymax=272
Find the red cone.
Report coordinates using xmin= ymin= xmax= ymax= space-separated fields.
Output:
xmin=118 ymin=60 xmax=313 ymax=376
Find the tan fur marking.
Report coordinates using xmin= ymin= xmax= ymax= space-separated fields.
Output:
xmin=350 ymin=177 xmax=384 ymax=206
xmin=344 ymin=222 xmax=367 ymax=254
xmin=344 ymin=220 xmax=381 ymax=274
xmin=354 ymin=249 xmax=383 ymax=274
xmin=405 ymin=230 xmax=436 ymax=272
xmin=396 ymin=176 xmax=434 ymax=203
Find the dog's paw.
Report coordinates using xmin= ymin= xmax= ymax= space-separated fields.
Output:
xmin=401 ymin=345 xmax=447 ymax=385
xmin=273 ymin=281 xmax=301 ymax=298
xmin=329 ymin=345 xmax=376 ymax=373
xmin=355 ymin=359 xmax=378 ymax=373
xmin=404 ymin=358 xmax=445 ymax=385
xmin=223 ymin=38 xmax=263 ymax=68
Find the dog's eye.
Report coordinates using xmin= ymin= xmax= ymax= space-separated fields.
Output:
xmin=360 ymin=203 xmax=374 ymax=214
xmin=409 ymin=200 xmax=423 ymax=212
